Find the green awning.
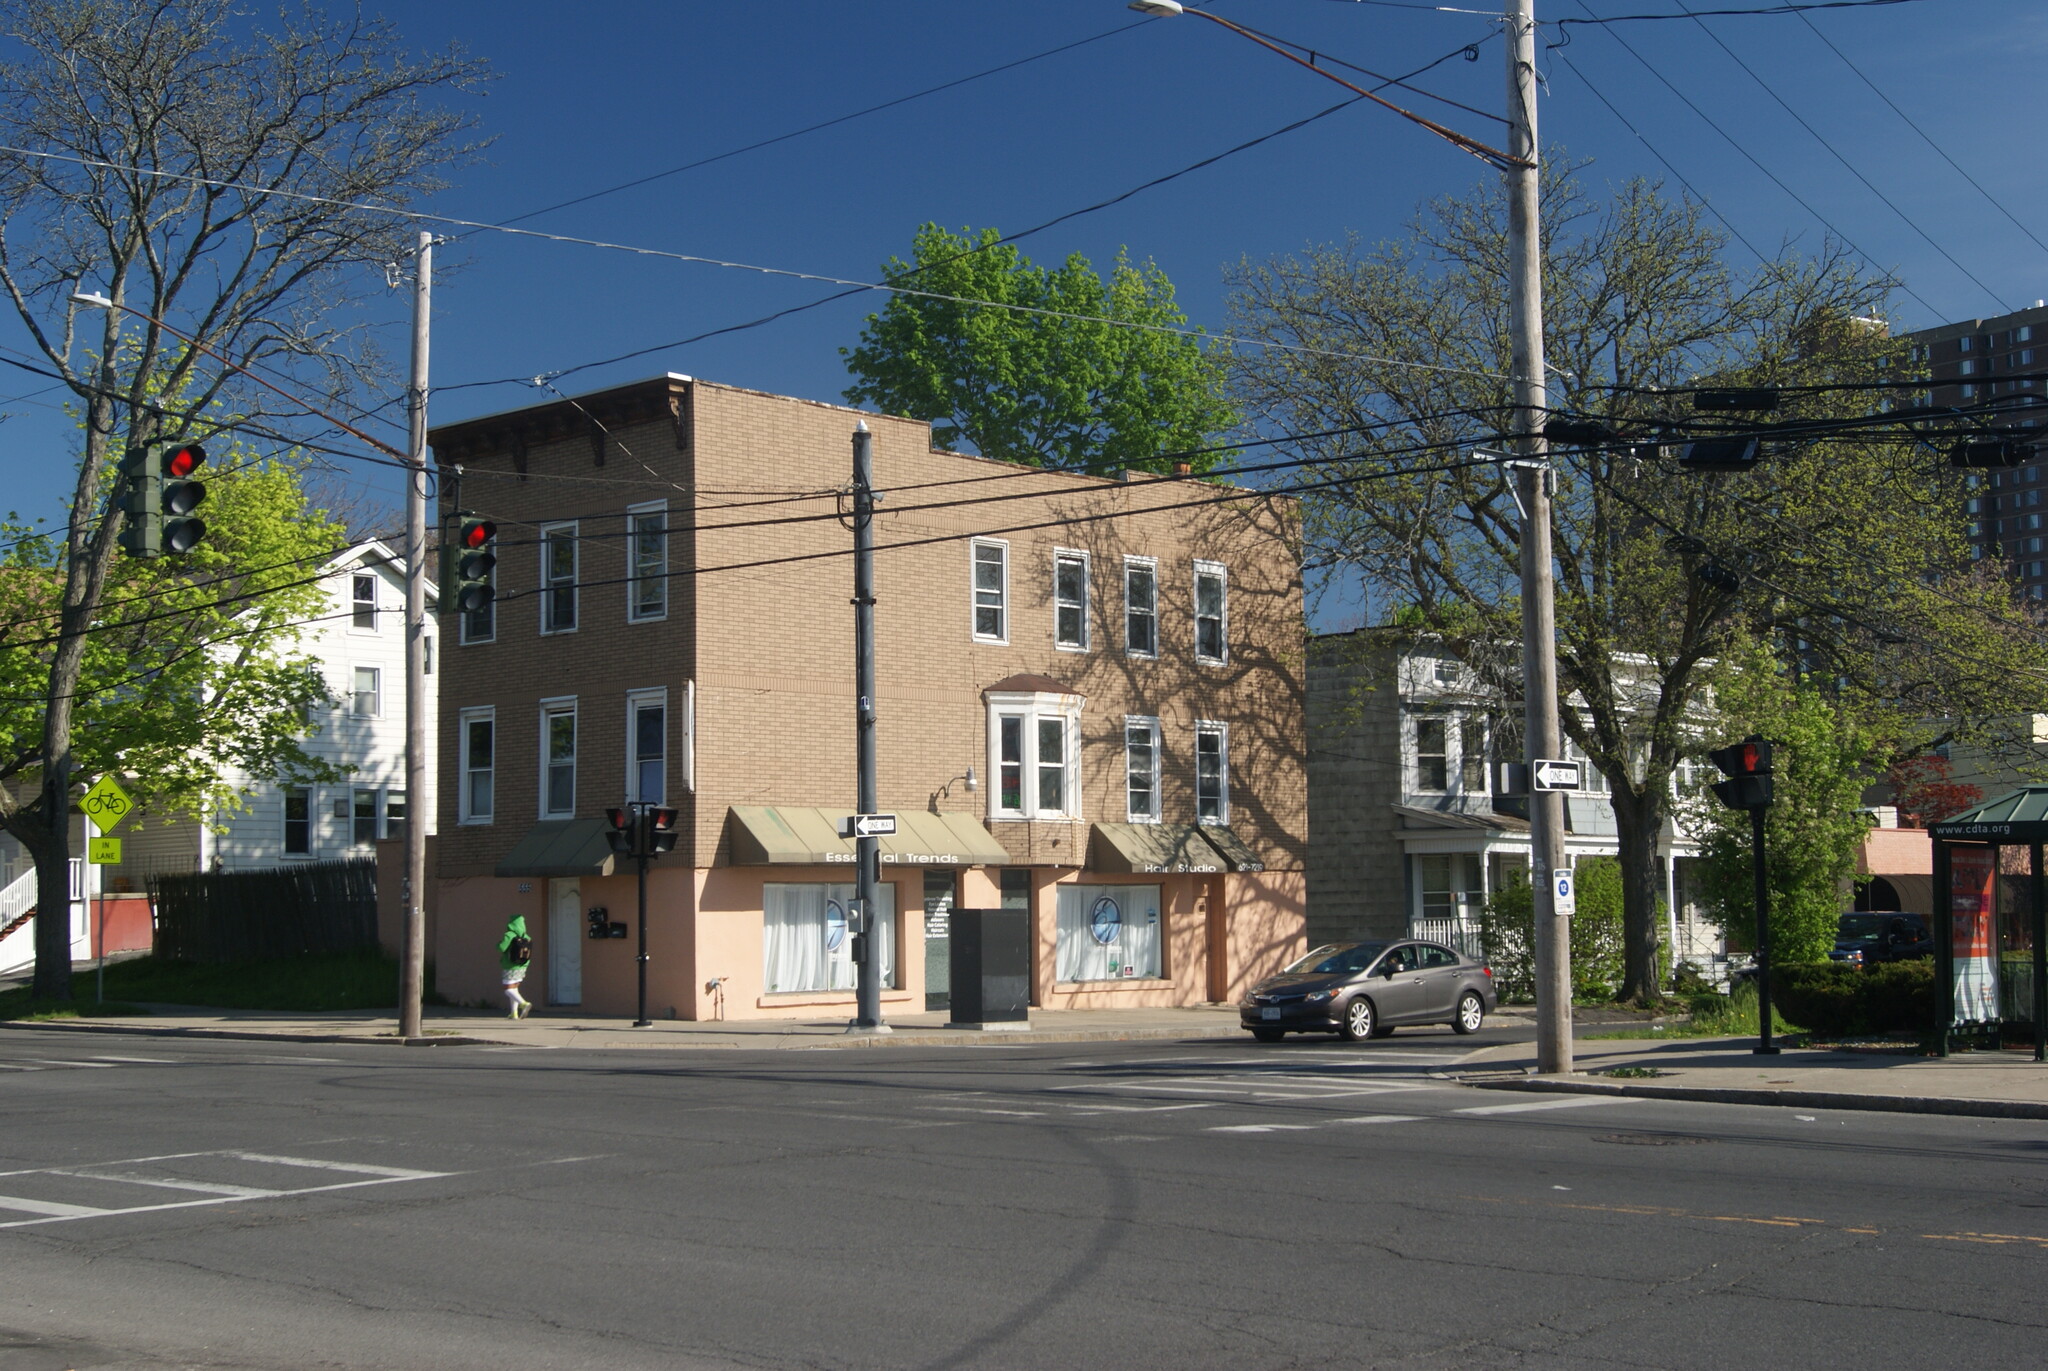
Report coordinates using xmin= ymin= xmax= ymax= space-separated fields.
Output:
xmin=494 ymin=819 xmax=617 ymax=878
xmin=1199 ymin=825 xmax=1266 ymax=873
xmin=1931 ymin=786 xmax=2048 ymax=844
xmin=1091 ymin=823 xmax=1226 ymax=875
xmin=725 ymin=806 xmax=1009 ymax=868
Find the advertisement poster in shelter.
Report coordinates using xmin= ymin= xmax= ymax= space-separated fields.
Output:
xmin=1951 ymin=848 xmax=2001 ymax=1024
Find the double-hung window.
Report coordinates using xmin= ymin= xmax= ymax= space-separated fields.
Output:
xmin=1459 ymin=716 xmax=1488 ymax=793
xmin=1414 ymin=716 xmax=1448 ymax=791
xmin=1124 ymin=557 xmax=1157 ymax=658
xmin=1125 ymin=716 xmax=1161 ymax=822
xmin=283 ymin=788 xmax=312 ymax=855
xmin=1195 ymin=721 xmax=1229 ymax=824
xmin=1193 ymin=560 xmax=1228 ymax=664
xmin=541 ymin=523 xmax=578 ymax=634
xmin=459 ymin=708 xmax=494 ymax=823
xmin=351 ymin=573 xmax=376 ymax=631
xmin=542 ymin=700 xmax=577 ymax=817
xmin=384 ymin=790 xmax=407 ymax=840
xmin=627 ymin=502 xmax=667 ymax=622
xmin=1053 ymin=549 xmax=1089 ymax=650
xmin=987 ymin=687 xmax=1081 ymax=821
xmin=352 ymin=666 xmax=380 ymax=718
xmin=972 ymin=539 xmax=1007 ymax=642
xmin=352 ymin=788 xmax=378 ymax=847
xmin=627 ymin=689 xmax=665 ymax=805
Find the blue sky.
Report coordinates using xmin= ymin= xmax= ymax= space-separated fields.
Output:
xmin=5 ymin=0 xmax=2045 ymax=579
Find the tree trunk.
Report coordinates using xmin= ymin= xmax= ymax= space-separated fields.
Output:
xmin=29 ymin=764 xmax=71 ymax=1001
xmin=1607 ymin=782 xmax=1669 ymax=1004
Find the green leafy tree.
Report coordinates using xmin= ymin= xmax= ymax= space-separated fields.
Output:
xmin=0 ymin=0 xmax=484 ymax=999
xmin=1481 ymin=856 xmax=1627 ymax=1001
xmin=1227 ymin=169 xmax=2048 ymax=1003
xmin=1691 ymin=639 xmax=1880 ymax=967
xmin=843 ymin=224 xmax=1237 ymax=473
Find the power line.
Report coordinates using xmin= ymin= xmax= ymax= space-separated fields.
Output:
xmin=1553 ymin=0 xmax=1945 ymax=23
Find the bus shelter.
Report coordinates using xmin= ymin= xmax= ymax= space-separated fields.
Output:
xmin=1929 ymin=787 xmax=2048 ymax=1060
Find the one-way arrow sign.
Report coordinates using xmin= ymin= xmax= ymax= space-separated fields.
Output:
xmin=1531 ymin=760 xmax=1582 ymax=792
xmin=839 ymin=813 xmax=898 ymax=839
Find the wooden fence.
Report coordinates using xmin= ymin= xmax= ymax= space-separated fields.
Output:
xmin=150 ymin=859 xmax=377 ymax=964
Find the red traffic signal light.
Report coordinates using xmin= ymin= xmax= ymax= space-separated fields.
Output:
xmin=605 ymin=806 xmax=635 ymax=856
xmin=1707 ymin=735 xmax=1774 ymax=810
xmin=164 ymin=443 xmax=204 ymax=479
xmin=647 ymin=806 xmax=679 ymax=855
xmin=461 ymin=517 xmax=496 ymax=549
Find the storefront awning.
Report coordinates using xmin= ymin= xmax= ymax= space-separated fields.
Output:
xmin=1089 ymin=823 xmax=1221 ymax=874
xmin=494 ymin=819 xmax=617 ymax=878
xmin=1199 ymin=825 xmax=1266 ymax=873
xmin=724 ymin=806 xmax=1010 ymax=868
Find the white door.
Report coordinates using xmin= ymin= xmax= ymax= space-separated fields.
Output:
xmin=547 ymin=878 xmax=582 ymax=1006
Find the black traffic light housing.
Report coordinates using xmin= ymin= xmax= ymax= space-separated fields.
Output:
xmin=605 ymin=803 xmax=680 ymax=860
xmin=447 ymin=514 xmax=496 ymax=615
xmin=605 ymin=806 xmax=636 ymax=857
xmin=1708 ymin=734 xmax=1775 ymax=811
xmin=116 ymin=440 xmax=207 ymax=558
xmin=1679 ymin=436 xmax=1763 ymax=472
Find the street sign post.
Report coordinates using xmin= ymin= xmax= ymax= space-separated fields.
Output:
xmin=81 ymin=775 xmax=135 ymax=831
xmin=1552 ymin=869 xmax=1576 ymax=918
xmin=840 ymin=813 xmax=897 ymax=839
xmin=1531 ymin=759 xmax=1582 ymax=792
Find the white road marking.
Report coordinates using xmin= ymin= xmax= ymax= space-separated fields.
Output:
xmin=16 ymin=1058 xmax=115 ymax=1068
xmin=90 ymin=1055 xmax=178 ymax=1064
xmin=222 ymin=1152 xmax=447 ymax=1180
xmin=45 ymin=1170 xmax=282 ymax=1199
xmin=0 ymin=1194 xmax=111 ymax=1218
xmin=1209 ymin=1123 xmax=1318 ymax=1134
xmin=1455 ymin=1096 xmax=1636 ymax=1116
xmin=1331 ymin=1115 xmax=1424 ymax=1125
xmin=0 ymin=1148 xmax=462 ymax=1231
xmin=918 ymin=1106 xmax=1046 ymax=1118
xmin=0 ymin=1064 xmax=44 ymax=1072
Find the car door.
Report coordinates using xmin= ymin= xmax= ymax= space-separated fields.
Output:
xmin=1368 ymin=944 xmax=1430 ymax=1024
xmin=1412 ymin=943 xmax=1464 ymax=1019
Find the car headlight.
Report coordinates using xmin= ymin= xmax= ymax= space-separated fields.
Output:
xmin=1304 ymin=989 xmax=1333 ymax=1002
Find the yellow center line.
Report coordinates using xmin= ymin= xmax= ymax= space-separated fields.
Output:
xmin=1462 ymin=1194 xmax=2048 ymax=1251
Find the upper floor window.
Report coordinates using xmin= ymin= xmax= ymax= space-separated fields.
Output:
xmin=541 ymin=523 xmax=578 ymax=634
xmin=1125 ymin=716 xmax=1161 ymax=823
xmin=1194 ymin=560 xmax=1228 ymax=664
xmin=628 ymin=689 xmax=665 ymax=805
xmin=1459 ymin=716 xmax=1488 ymax=792
xmin=2019 ymin=326 xmax=2035 ymax=343
xmin=1415 ymin=716 xmax=1447 ymax=791
xmin=1054 ymin=549 xmax=1089 ymax=650
xmin=1124 ymin=557 xmax=1157 ymax=658
xmin=972 ymin=539 xmax=1007 ymax=643
xmin=351 ymin=666 xmax=380 ymax=718
xmin=351 ymin=573 xmax=376 ymax=631
xmin=1960 ymin=335 xmax=1975 ymax=352
xmin=987 ymin=687 xmax=1080 ymax=820
xmin=459 ymin=709 xmax=494 ymax=824
xmin=1196 ymin=721 xmax=1229 ymax=824
xmin=1959 ymin=360 xmax=1978 ymax=376
xmin=628 ymin=502 xmax=667 ymax=622
xmin=542 ymin=700 xmax=577 ymax=817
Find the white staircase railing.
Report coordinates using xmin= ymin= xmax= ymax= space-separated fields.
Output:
xmin=0 ymin=867 xmax=39 ymax=976
xmin=0 ymin=867 xmax=35 ymax=928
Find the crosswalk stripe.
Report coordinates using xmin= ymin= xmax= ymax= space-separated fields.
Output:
xmin=46 ymin=1170 xmax=283 ymax=1199
xmin=0 ymin=1194 xmax=111 ymax=1218
xmin=220 ymin=1152 xmax=450 ymax=1180
xmin=1455 ymin=1096 xmax=1634 ymax=1116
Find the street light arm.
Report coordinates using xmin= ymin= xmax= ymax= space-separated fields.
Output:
xmin=68 ymin=291 xmax=407 ymax=461
xmin=1155 ymin=6 xmax=1531 ymax=171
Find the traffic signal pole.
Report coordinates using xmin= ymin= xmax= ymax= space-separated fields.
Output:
xmin=635 ymin=836 xmax=652 ymax=1028
xmin=851 ymin=421 xmax=887 ymax=1032
xmin=1506 ymin=0 xmax=1572 ymax=1076
xmin=400 ymin=230 xmax=431 ymax=1041
xmin=1750 ymin=803 xmax=1778 ymax=1055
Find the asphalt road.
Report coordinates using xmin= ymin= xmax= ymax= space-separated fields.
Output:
xmin=2 ymin=1020 xmax=2045 ymax=1370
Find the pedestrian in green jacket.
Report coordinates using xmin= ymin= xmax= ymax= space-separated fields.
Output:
xmin=499 ymin=914 xmax=532 ymax=1019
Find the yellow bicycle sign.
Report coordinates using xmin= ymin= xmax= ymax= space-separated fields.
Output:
xmin=81 ymin=775 xmax=135 ymax=832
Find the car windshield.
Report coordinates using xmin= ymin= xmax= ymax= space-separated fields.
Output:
xmin=1837 ymin=915 xmax=1893 ymax=944
xmin=1285 ymin=943 xmax=1387 ymax=976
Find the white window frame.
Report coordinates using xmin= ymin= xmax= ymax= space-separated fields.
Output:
xmin=1053 ymin=547 xmax=1089 ymax=652
xmin=459 ymin=707 xmax=495 ymax=825
xmin=540 ymin=522 xmax=579 ymax=635
xmin=351 ymin=787 xmax=379 ymax=848
xmin=626 ymin=500 xmax=668 ymax=624
xmin=282 ymin=787 xmax=313 ymax=857
xmin=1413 ymin=714 xmax=1448 ymax=792
xmin=985 ymin=687 xmax=1082 ymax=822
xmin=1125 ymin=715 xmax=1162 ymax=823
xmin=1195 ymin=720 xmax=1229 ymax=825
xmin=540 ymin=697 xmax=578 ymax=819
xmin=971 ymin=538 xmax=1008 ymax=644
xmin=626 ymin=686 xmax=667 ymax=805
xmin=1193 ymin=559 xmax=1228 ymax=665
xmin=351 ymin=665 xmax=381 ymax=718
xmin=350 ymin=572 xmax=377 ymax=632
xmin=1123 ymin=555 xmax=1158 ymax=659
xmin=383 ymin=789 xmax=407 ymax=841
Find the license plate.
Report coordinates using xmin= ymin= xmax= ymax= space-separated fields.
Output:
xmin=1261 ymin=1007 xmax=1281 ymax=1021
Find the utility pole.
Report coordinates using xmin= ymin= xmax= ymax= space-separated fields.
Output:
xmin=400 ymin=230 xmax=431 ymax=1041
xmin=851 ymin=421 xmax=887 ymax=1032
xmin=1505 ymin=0 xmax=1572 ymax=1075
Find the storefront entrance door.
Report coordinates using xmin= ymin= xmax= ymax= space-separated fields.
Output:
xmin=923 ymin=872 xmax=955 ymax=1012
xmin=547 ymin=878 xmax=582 ymax=1006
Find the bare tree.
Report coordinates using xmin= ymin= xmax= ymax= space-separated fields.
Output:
xmin=0 ymin=0 xmax=486 ymax=1000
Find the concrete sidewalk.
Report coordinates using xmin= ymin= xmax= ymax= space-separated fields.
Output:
xmin=0 ymin=1002 xmax=1264 ymax=1051
xmin=1457 ymin=1033 xmax=2048 ymax=1121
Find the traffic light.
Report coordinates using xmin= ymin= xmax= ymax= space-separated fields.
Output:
xmin=1708 ymin=735 xmax=1774 ymax=811
xmin=605 ymin=806 xmax=635 ymax=857
xmin=451 ymin=515 xmax=496 ymax=615
xmin=1950 ymin=439 xmax=2029 ymax=469
xmin=1693 ymin=388 xmax=1780 ymax=411
xmin=1678 ymin=436 xmax=1763 ymax=472
xmin=115 ymin=440 xmax=208 ymax=558
xmin=647 ymin=806 xmax=679 ymax=855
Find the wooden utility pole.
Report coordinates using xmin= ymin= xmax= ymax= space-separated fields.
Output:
xmin=400 ymin=231 xmax=431 ymax=1040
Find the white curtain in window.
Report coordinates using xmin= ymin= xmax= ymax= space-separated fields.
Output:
xmin=763 ymin=883 xmax=896 ymax=994
xmin=1055 ymin=884 xmax=1161 ymax=982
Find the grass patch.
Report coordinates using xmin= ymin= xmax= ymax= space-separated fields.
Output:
xmin=1595 ymin=1065 xmax=1671 ymax=1079
xmin=1589 ymin=986 xmax=1804 ymax=1041
xmin=0 ymin=951 xmax=441 ymax=1017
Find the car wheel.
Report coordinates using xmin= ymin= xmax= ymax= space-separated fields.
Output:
xmin=1339 ymin=997 xmax=1377 ymax=1042
xmin=1452 ymin=991 xmax=1485 ymax=1035
xmin=1251 ymin=1027 xmax=1285 ymax=1043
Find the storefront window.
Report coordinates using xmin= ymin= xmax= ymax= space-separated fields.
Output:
xmin=763 ymin=883 xmax=897 ymax=994
xmin=1055 ymin=883 xmax=1161 ymax=982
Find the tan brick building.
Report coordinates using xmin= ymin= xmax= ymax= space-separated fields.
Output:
xmin=426 ymin=375 xmax=1306 ymax=1020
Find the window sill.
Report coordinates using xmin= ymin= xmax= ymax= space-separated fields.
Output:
xmin=1053 ymin=978 xmax=1173 ymax=993
xmin=758 ymin=990 xmax=917 ymax=1008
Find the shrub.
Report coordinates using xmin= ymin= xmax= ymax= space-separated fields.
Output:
xmin=1480 ymin=859 xmax=1628 ymax=1002
xmin=1770 ymin=960 xmax=1934 ymax=1038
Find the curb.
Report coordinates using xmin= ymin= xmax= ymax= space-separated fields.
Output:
xmin=0 ymin=1021 xmax=489 ymax=1048
xmin=1463 ymin=1074 xmax=2048 ymax=1122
